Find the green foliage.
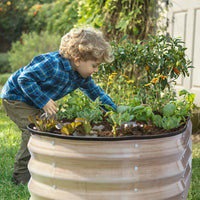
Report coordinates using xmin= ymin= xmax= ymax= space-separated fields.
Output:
xmin=77 ymin=97 xmax=103 ymax=123
xmin=163 ymin=103 xmax=176 ymax=117
xmin=74 ymin=118 xmax=91 ymax=135
xmin=99 ymin=34 xmax=193 ymax=86
xmin=130 ymin=105 xmax=153 ymax=122
xmin=106 ymin=104 xmax=153 ymax=126
xmin=0 ymin=53 xmax=11 ymax=73
xmin=152 ymin=115 xmax=181 ymax=130
xmin=26 ymin=0 xmax=78 ymax=35
xmin=0 ymin=0 xmax=53 ymax=51
xmin=8 ymin=31 xmax=60 ymax=72
xmin=78 ymin=0 xmax=104 ymax=28
xmin=28 ymin=114 xmax=57 ymax=132
xmin=175 ymin=89 xmax=196 ymax=119
xmin=29 ymin=113 xmax=92 ymax=136
xmin=57 ymin=90 xmax=104 ymax=124
xmin=104 ymin=87 xmax=195 ymax=132
xmin=78 ymin=0 xmax=156 ymax=42
xmin=96 ymin=34 xmax=195 ymax=131
xmin=106 ymin=105 xmax=134 ymax=126
xmin=151 ymin=90 xmax=195 ymax=129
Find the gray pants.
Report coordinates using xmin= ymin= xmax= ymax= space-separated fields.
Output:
xmin=3 ymin=99 xmax=43 ymax=174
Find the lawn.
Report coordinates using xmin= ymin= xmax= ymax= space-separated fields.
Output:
xmin=0 ymin=106 xmax=30 ymax=200
xmin=0 ymin=104 xmax=199 ymax=200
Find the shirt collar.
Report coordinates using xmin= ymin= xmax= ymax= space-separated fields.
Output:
xmin=58 ymin=52 xmax=90 ymax=81
xmin=59 ymin=55 xmax=73 ymax=72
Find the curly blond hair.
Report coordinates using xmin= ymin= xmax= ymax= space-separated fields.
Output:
xmin=59 ymin=27 xmax=113 ymax=63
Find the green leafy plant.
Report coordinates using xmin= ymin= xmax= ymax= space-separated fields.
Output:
xmin=77 ymin=97 xmax=103 ymax=123
xmin=28 ymin=114 xmax=57 ymax=132
xmin=59 ymin=118 xmax=91 ymax=136
xmin=105 ymin=105 xmax=134 ymax=137
xmin=150 ymin=89 xmax=195 ymax=129
xmin=29 ymin=114 xmax=91 ymax=136
xmin=57 ymin=90 xmax=104 ymax=123
xmin=78 ymin=0 xmax=157 ymax=42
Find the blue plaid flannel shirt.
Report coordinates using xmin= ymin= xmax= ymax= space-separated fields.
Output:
xmin=0 ymin=51 xmax=116 ymax=111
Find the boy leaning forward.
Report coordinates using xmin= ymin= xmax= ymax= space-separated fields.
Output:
xmin=0 ymin=28 xmax=117 ymax=185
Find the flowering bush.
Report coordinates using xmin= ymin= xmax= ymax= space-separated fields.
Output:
xmin=96 ymin=34 xmax=195 ymax=130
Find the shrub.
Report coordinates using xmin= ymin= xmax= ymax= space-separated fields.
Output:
xmin=8 ymin=31 xmax=60 ymax=72
xmin=0 ymin=0 xmax=54 ymax=52
xmin=0 ymin=53 xmax=11 ymax=73
xmin=78 ymin=0 xmax=157 ymax=42
xmin=26 ymin=0 xmax=78 ymax=35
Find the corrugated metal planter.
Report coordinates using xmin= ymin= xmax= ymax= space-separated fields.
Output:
xmin=27 ymin=119 xmax=192 ymax=200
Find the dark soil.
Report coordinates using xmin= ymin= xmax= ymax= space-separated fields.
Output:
xmin=55 ymin=116 xmax=186 ymax=138
xmin=93 ymin=118 xmax=185 ymax=137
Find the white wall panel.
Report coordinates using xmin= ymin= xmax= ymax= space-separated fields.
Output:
xmin=167 ymin=0 xmax=200 ymax=106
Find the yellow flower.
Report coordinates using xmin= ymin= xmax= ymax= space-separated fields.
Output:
xmin=145 ymin=83 xmax=152 ymax=86
xmin=109 ymin=74 xmax=116 ymax=79
xmin=159 ymin=75 xmax=167 ymax=80
xmin=7 ymin=1 xmax=11 ymax=6
xmin=126 ymin=80 xmax=134 ymax=84
xmin=112 ymin=73 xmax=117 ymax=75
xmin=107 ymin=81 xmax=113 ymax=86
xmin=122 ymin=75 xmax=128 ymax=79
xmin=151 ymin=78 xmax=158 ymax=83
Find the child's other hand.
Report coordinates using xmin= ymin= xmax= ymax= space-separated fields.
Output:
xmin=43 ymin=99 xmax=58 ymax=116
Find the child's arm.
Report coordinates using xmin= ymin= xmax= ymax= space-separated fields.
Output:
xmin=79 ymin=77 xmax=117 ymax=111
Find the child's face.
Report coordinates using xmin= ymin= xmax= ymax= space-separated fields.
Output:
xmin=74 ymin=59 xmax=101 ymax=78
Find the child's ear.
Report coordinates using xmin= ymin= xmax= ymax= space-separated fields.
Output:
xmin=74 ymin=57 xmax=81 ymax=67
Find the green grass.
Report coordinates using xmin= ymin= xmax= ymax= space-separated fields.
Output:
xmin=0 ymin=106 xmax=30 ymax=200
xmin=0 ymin=105 xmax=199 ymax=199
xmin=188 ymin=143 xmax=200 ymax=199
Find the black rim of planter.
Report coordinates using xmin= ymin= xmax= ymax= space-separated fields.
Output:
xmin=27 ymin=122 xmax=187 ymax=141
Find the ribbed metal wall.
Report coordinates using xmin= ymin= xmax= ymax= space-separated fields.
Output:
xmin=28 ymin=120 xmax=192 ymax=200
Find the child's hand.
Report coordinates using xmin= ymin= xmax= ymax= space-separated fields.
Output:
xmin=43 ymin=99 xmax=58 ymax=116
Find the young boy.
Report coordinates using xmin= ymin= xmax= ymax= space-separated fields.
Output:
xmin=0 ymin=28 xmax=117 ymax=185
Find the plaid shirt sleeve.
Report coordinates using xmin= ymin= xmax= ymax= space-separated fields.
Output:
xmin=79 ymin=77 xmax=117 ymax=111
xmin=17 ymin=54 xmax=58 ymax=109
